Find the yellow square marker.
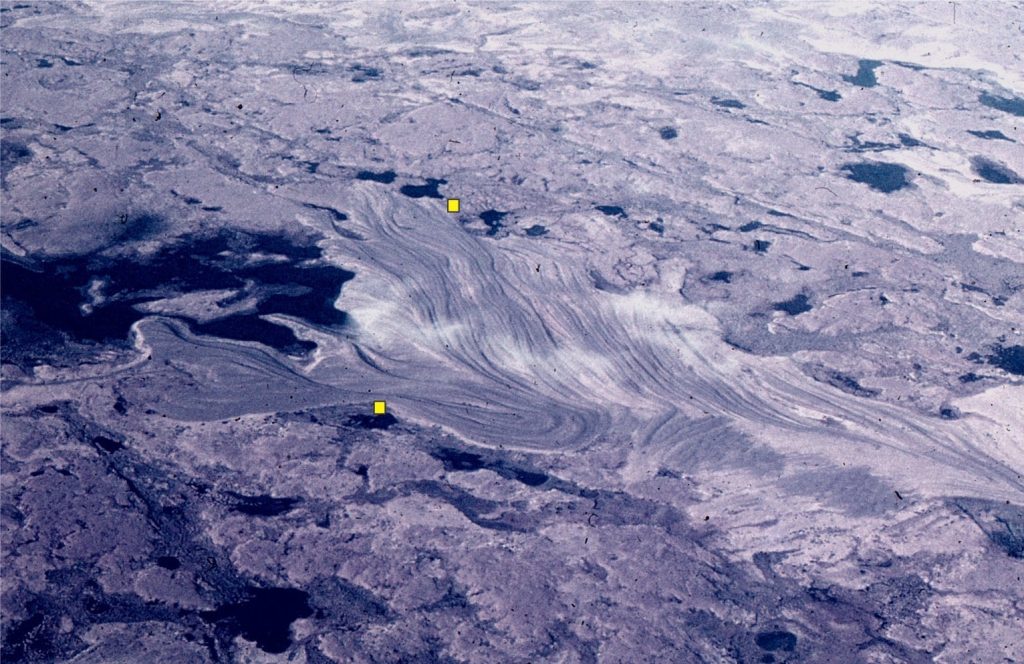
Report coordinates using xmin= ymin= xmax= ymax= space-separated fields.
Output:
xmin=373 ymin=400 xmax=386 ymax=415
xmin=447 ymin=198 xmax=460 ymax=213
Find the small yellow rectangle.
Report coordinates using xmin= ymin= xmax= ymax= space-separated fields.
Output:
xmin=373 ymin=400 xmax=386 ymax=415
xmin=447 ymin=198 xmax=460 ymax=213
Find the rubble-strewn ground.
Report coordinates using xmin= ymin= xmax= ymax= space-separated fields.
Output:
xmin=2 ymin=2 xmax=1022 ymax=662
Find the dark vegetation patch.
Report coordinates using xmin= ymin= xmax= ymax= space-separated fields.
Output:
xmin=840 ymin=162 xmax=910 ymax=192
xmin=0 ymin=229 xmax=353 ymax=360
xmin=815 ymin=369 xmax=880 ymax=398
xmin=431 ymin=447 xmax=550 ymax=488
xmin=433 ymin=448 xmax=486 ymax=472
xmin=739 ymin=221 xmax=762 ymax=232
xmin=349 ymin=64 xmax=381 ymax=82
xmin=346 ymin=413 xmax=397 ymax=430
xmin=753 ymin=240 xmax=771 ymax=253
xmin=113 ymin=212 xmax=166 ymax=243
xmin=355 ymin=170 xmax=396 ymax=184
xmin=399 ymin=178 xmax=445 ymax=199
xmin=1 ymin=612 xmax=58 ymax=662
xmin=773 ymin=293 xmax=812 ymax=316
xmin=952 ymin=498 xmax=1024 ymax=559
xmin=842 ymin=59 xmax=883 ymax=88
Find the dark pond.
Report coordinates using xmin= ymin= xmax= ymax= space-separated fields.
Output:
xmin=355 ymin=170 xmax=396 ymax=183
xmin=971 ymin=157 xmax=1022 ymax=184
xmin=979 ymin=92 xmax=1024 ymax=117
xmin=0 ymin=229 xmax=353 ymax=359
xmin=399 ymin=178 xmax=445 ymax=199
xmin=773 ymin=294 xmax=812 ymax=316
xmin=595 ymin=205 xmax=627 ymax=218
xmin=842 ymin=59 xmax=883 ymax=88
xmin=841 ymin=162 xmax=910 ymax=193
xmin=200 ymin=587 xmax=312 ymax=654
xmin=755 ymin=630 xmax=797 ymax=652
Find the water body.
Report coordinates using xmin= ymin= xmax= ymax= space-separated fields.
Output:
xmin=794 ymin=82 xmax=840 ymax=102
xmin=967 ymin=130 xmax=1013 ymax=142
xmin=200 ymin=587 xmax=312 ymax=654
xmin=225 ymin=492 xmax=302 ymax=517
xmin=773 ymin=294 xmax=812 ymax=316
xmin=303 ymin=202 xmax=348 ymax=222
xmin=525 ymin=224 xmax=548 ymax=237
xmin=431 ymin=448 xmax=550 ymax=487
xmin=979 ymin=92 xmax=1024 ymax=117
xmin=0 ymin=139 xmax=32 ymax=170
xmin=753 ymin=240 xmax=771 ymax=254
xmin=988 ymin=345 xmax=1024 ymax=375
xmin=399 ymin=178 xmax=445 ymax=199
xmin=842 ymin=59 xmax=883 ymax=88
xmin=711 ymin=97 xmax=745 ymax=109
xmin=898 ymin=133 xmax=924 ymax=147
xmin=971 ymin=157 xmax=1023 ymax=184
xmin=355 ymin=170 xmax=396 ymax=184
xmin=708 ymin=271 xmax=733 ymax=283
xmin=511 ymin=468 xmax=548 ymax=487
xmin=659 ymin=126 xmax=678 ymax=140
xmin=91 ymin=435 xmax=123 ymax=453
xmin=841 ymin=162 xmax=910 ymax=193
xmin=595 ymin=205 xmax=627 ymax=218
xmin=755 ymin=630 xmax=798 ymax=652
xmin=155 ymin=556 xmax=180 ymax=570
xmin=479 ymin=209 xmax=508 ymax=236
xmin=846 ymin=135 xmax=901 ymax=152
xmin=432 ymin=448 xmax=486 ymax=472
xmin=0 ymin=230 xmax=354 ymax=360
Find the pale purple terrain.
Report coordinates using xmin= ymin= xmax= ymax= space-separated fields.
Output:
xmin=2 ymin=2 xmax=1023 ymax=662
